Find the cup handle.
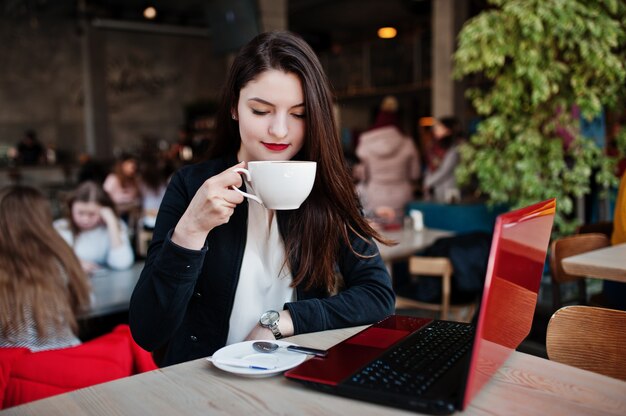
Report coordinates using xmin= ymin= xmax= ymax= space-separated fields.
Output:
xmin=231 ymin=167 xmax=263 ymax=205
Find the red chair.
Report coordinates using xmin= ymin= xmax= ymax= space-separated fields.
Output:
xmin=0 ymin=324 xmax=156 ymax=409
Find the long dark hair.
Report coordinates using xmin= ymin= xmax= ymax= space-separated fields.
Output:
xmin=112 ymin=153 xmax=139 ymax=189
xmin=212 ymin=31 xmax=391 ymax=292
xmin=437 ymin=117 xmax=462 ymax=150
xmin=0 ymin=185 xmax=90 ymax=338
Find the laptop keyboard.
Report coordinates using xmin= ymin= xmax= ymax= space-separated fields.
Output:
xmin=344 ymin=321 xmax=474 ymax=396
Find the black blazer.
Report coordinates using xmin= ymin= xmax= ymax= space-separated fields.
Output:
xmin=129 ymin=154 xmax=394 ymax=367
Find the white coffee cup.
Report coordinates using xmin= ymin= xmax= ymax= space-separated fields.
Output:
xmin=232 ymin=161 xmax=317 ymax=210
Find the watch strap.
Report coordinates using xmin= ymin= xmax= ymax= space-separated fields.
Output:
xmin=269 ymin=322 xmax=283 ymax=340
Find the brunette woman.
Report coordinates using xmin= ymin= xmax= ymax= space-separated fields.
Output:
xmin=0 ymin=185 xmax=91 ymax=351
xmin=423 ymin=117 xmax=463 ymax=202
xmin=103 ymin=153 xmax=142 ymax=216
xmin=54 ymin=181 xmax=134 ymax=272
xmin=129 ymin=31 xmax=395 ymax=366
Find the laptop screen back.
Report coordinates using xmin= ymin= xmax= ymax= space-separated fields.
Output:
xmin=462 ymin=198 xmax=555 ymax=407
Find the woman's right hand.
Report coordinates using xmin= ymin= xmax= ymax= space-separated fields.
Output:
xmin=172 ymin=161 xmax=246 ymax=249
xmin=99 ymin=206 xmax=119 ymax=228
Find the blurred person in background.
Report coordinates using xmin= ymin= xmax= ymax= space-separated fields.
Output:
xmin=54 ymin=181 xmax=134 ymax=273
xmin=138 ymin=156 xmax=169 ymax=229
xmin=15 ymin=130 xmax=45 ymax=165
xmin=76 ymin=153 xmax=108 ymax=185
xmin=354 ymin=95 xmax=421 ymax=227
xmin=167 ymin=125 xmax=194 ymax=166
xmin=423 ymin=117 xmax=463 ymax=203
xmin=103 ymin=153 xmax=142 ymax=220
xmin=0 ymin=185 xmax=91 ymax=351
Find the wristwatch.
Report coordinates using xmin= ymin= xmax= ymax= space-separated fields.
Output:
xmin=259 ymin=310 xmax=283 ymax=340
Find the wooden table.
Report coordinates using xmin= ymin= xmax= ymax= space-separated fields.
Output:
xmin=377 ymin=227 xmax=452 ymax=272
xmin=81 ymin=262 xmax=145 ymax=319
xmin=4 ymin=325 xmax=625 ymax=415
xmin=562 ymin=243 xmax=626 ymax=283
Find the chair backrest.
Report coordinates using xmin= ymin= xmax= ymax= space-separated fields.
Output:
xmin=0 ymin=324 xmax=156 ymax=409
xmin=576 ymin=221 xmax=614 ymax=240
xmin=409 ymin=256 xmax=453 ymax=277
xmin=395 ymin=256 xmax=475 ymax=322
xmin=394 ymin=257 xmax=454 ymax=319
xmin=549 ymin=233 xmax=610 ymax=284
xmin=546 ymin=305 xmax=626 ymax=381
xmin=549 ymin=233 xmax=610 ymax=309
xmin=409 ymin=256 xmax=454 ymax=319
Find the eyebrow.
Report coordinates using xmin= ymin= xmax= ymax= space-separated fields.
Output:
xmin=247 ymin=97 xmax=305 ymax=109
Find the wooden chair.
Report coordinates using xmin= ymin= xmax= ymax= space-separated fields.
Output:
xmin=546 ymin=305 xmax=626 ymax=381
xmin=576 ymin=221 xmax=614 ymax=240
xmin=395 ymin=256 xmax=476 ymax=322
xmin=549 ymin=233 xmax=610 ymax=310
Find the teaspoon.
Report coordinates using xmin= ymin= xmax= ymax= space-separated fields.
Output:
xmin=252 ymin=341 xmax=328 ymax=357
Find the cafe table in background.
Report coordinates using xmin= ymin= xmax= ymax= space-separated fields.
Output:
xmin=81 ymin=261 xmax=145 ymax=319
xmin=2 ymin=325 xmax=625 ymax=415
xmin=376 ymin=225 xmax=452 ymax=275
xmin=561 ymin=243 xmax=626 ymax=283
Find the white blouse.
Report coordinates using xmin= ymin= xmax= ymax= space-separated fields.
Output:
xmin=226 ymin=183 xmax=295 ymax=345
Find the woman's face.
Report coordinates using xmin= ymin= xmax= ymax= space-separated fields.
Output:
xmin=121 ymin=159 xmax=137 ymax=177
xmin=236 ymin=69 xmax=306 ymax=162
xmin=71 ymin=201 xmax=102 ymax=231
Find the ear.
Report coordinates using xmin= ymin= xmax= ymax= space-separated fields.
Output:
xmin=231 ymin=110 xmax=238 ymax=121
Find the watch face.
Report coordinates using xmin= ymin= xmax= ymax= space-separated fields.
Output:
xmin=260 ymin=310 xmax=280 ymax=326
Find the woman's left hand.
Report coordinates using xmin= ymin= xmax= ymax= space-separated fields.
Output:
xmin=99 ymin=206 xmax=118 ymax=227
xmin=244 ymin=310 xmax=295 ymax=341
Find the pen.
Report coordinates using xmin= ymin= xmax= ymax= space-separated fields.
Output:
xmin=211 ymin=357 xmax=276 ymax=370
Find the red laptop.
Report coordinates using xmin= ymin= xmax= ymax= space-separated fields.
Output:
xmin=285 ymin=199 xmax=556 ymax=414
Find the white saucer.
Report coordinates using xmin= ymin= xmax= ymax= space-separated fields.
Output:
xmin=208 ymin=340 xmax=307 ymax=378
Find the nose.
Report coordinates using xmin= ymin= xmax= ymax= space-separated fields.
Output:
xmin=269 ymin=113 xmax=288 ymax=139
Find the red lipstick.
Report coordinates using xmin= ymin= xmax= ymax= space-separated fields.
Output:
xmin=263 ymin=142 xmax=289 ymax=151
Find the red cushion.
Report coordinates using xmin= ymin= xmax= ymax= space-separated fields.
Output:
xmin=0 ymin=324 xmax=156 ymax=409
xmin=0 ymin=348 xmax=29 ymax=407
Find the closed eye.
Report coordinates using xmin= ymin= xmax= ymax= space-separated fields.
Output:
xmin=251 ymin=109 xmax=269 ymax=116
xmin=292 ymin=113 xmax=306 ymax=119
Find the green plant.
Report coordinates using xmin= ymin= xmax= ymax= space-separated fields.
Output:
xmin=453 ymin=0 xmax=626 ymax=233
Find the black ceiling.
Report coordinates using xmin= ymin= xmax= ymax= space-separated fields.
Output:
xmin=1 ymin=0 xmax=433 ymax=44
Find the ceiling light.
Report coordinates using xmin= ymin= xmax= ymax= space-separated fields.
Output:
xmin=377 ymin=27 xmax=397 ymax=39
xmin=143 ymin=6 xmax=157 ymax=20
xmin=419 ymin=117 xmax=435 ymax=127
